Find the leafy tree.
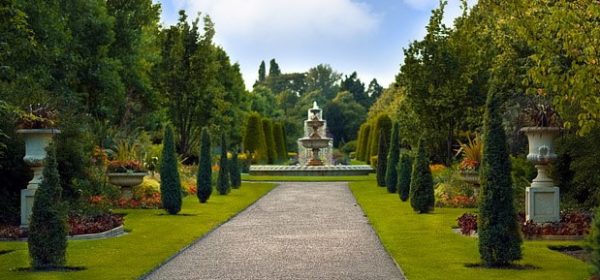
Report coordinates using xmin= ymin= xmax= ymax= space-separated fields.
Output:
xmin=324 ymin=91 xmax=367 ymax=147
xmin=272 ymin=122 xmax=287 ymax=162
xmin=397 ymin=152 xmax=412 ymax=201
xmin=376 ymin=129 xmax=388 ymax=187
xmin=385 ymin=122 xmax=400 ymax=193
xmin=268 ymin=58 xmax=281 ymax=77
xmin=243 ymin=112 xmax=268 ymax=164
xmin=229 ymin=149 xmax=241 ymax=189
xmin=28 ymin=143 xmax=67 ymax=269
xmin=478 ymin=85 xmax=521 ymax=267
xmin=409 ymin=138 xmax=434 ymax=213
xmin=366 ymin=78 xmax=384 ymax=104
xmin=262 ymin=118 xmax=277 ymax=164
xmin=249 ymin=85 xmax=283 ymax=118
xmin=160 ymin=125 xmax=182 ymax=214
xmin=340 ymin=71 xmax=368 ymax=108
xmin=216 ymin=132 xmax=230 ymax=195
xmin=197 ymin=127 xmax=212 ymax=203
xmin=304 ymin=64 xmax=341 ymax=100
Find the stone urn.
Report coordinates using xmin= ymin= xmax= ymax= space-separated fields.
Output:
xmin=520 ymin=126 xmax=561 ymax=223
xmin=16 ymin=128 xmax=60 ymax=227
xmin=107 ymin=172 xmax=147 ymax=199
xmin=459 ymin=169 xmax=480 ymax=196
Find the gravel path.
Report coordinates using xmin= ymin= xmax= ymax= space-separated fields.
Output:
xmin=144 ymin=182 xmax=405 ymax=280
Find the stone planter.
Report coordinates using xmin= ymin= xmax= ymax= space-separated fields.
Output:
xmin=459 ymin=169 xmax=480 ymax=196
xmin=520 ymin=126 xmax=562 ymax=223
xmin=16 ymin=128 xmax=60 ymax=228
xmin=107 ymin=172 xmax=147 ymax=199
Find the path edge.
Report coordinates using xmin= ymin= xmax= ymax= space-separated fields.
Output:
xmin=137 ymin=182 xmax=280 ymax=280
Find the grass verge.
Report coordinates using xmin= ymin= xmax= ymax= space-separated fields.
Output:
xmin=349 ymin=180 xmax=591 ymax=280
xmin=242 ymin=173 xmax=374 ymax=182
xmin=0 ymin=182 xmax=276 ymax=280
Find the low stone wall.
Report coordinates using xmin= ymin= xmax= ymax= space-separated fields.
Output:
xmin=249 ymin=165 xmax=373 ymax=176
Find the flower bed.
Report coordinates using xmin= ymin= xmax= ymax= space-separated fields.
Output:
xmin=0 ymin=213 xmax=124 ymax=239
xmin=456 ymin=210 xmax=592 ymax=238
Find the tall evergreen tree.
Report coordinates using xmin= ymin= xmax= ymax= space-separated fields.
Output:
xmin=243 ymin=112 xmax=268 ymax=164
xmin=229 ymin=149 xmax=241 ymax=189
xmin=160 ymin=125 xmax=182 ymax=214
xmin=268 ymin=58 xmax=281 ymax=77
xmin=368 ymin=114 xmax=392 ymax=163
xmin=478 ymin=86 xmax=522 ymax=267
xmin=376 ymin=129 xmax=388 ymax=187
xmin=397 ymin=152 xmax=412 ymax=202
xmin=258 ymin=60 xmax=266 ymax=83
xmin=358 ymin=124 xmax=370 ymax=161
xmin=197 ymin=127 xmax=212 ymax=203
xmin=409 ymin=138 xmax=434 ymax=213
xmin=262 ymin=118 xmax=277 ymax=164
xmin=272 ymin=122 xmax=287 ymax=162
xmin=385 ymin=122 xmax=401 ymax=193
xmin=216 ymin=132 xmax=231 ymax=195
xmin=28 ymin=143 xmax=67 ymax=269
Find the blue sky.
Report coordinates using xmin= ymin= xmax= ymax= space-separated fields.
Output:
xmin=155 ymin=0 xmax=474 ymax=89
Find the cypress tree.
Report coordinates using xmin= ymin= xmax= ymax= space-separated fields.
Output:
xmin=368 ymin=114 xmax=392 ymax=163
xmin=376 ymin=129 xmax=388 ymax=187
xmin=385 ymin=122 xmax=400 ymax=193
xmin=243 ymin=112 xmax=268 ymax=164
xmin=262 ymin=119 xmax=277 ymax=164
xmin=28 ymin=143 xmax=67 ymax=269
xmin=229 ymin=149 xmax=242 ymax=189
xmin=160 ymin=125 xmax=182 ymax=214
xmin=258 ymin=60 xmax=266 ymax=82
xmin=197 ymin=127 xmax=212 ymax=203
xmin=273 ymin=122 xmax=286 ymax=162
xmin=397 ymin=152 xmax=412 ymax=201
xmin=409 ymin=138 xmax=434 ymax=213
xmin=216 ymin=132 xmax=231 ymax=195
xmin=478 ymin=86 xmax=522 ymax=267
xmin=359 ymin=124 xmax=371 ymax=161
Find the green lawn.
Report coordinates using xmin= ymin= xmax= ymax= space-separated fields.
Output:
xmin=0 ymin=182 xmax=276 ymax=280
xmin=349 ymin=180 xmax=591 ymax=280
xmin=242 ymin=173 xmax=374 ymax=182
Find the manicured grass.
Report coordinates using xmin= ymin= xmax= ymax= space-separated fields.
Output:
xmin=242 ymin=173 xmax=374 ymax=182
xmin=349 ymin=180 xmax=591 ymax=280
xmin=0 ymin=182 xmax=276 ymax=280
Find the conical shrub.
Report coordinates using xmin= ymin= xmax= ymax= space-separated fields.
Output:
xmin=197 ymin=127 xmax=212 ymax=203
xmin=243 ymin=112 xmax=267 ymax=164
xmin=376 ymin=128 xmax=388 ymax=187
xmin=28 ymin=142 xmax=67 ymax=269
xmin=478 ymin=85 xmax=522 ymax=267
xmin=160 ymin=125 xmax=182 ymax=214
xmin=216 ymin=132 xmax=231 ymax=195
xmin=273 ymin=122 xmax=287 ymax=162
xmin=385 ymin=122 xmax=400 ymax=193
xmin=262 ymin=119 xmax=277 ymax=164
xmin=230 ymin=149 xmax=242 ymax=189
xmin=409 ymin=138 xmax=434 ymax=213
xmin=397 ymin=152 xmax=412 ymax=201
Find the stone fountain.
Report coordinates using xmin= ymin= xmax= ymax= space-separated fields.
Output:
xmin=298 ymin=102 xmax=332 ymax=166
xmin=249 ymin=102 xmax=372 ymax=176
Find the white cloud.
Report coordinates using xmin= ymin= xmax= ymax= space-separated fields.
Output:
xmin=170 ymin=0 xmax=380 ymax=44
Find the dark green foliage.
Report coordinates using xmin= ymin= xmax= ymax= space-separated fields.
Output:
xmin=385 ymin=122 xmax=400 ymax=193
xmin=478 ymin=87 xmax=522 ymax=267
xmin=160 ymin=125 xmax=182 ymax=214
xmin=216 ymin=133 xmax=230 ymax=195
xmin=229 ymin=149 xmax=241 ymax=189
xmin=258 ymin=60 xmax=266 ymax=83
xmin=28 ymin=143 xmax=67 ymax=269
xmin=376 ymin=129 xmax=388 ymax=187
xmin=368 ymin=114 xmax=392 ymax=163
xmin=262 ymin=119 xmax=277 ymax=164
xmin=243 ymin=112 xmax=268 ymax=164
xmin=358 ymin=124 xmax=370 ymax=161
xmin=590 ymin=206 xmax=600 ymax=278
xmin=272 ymin=122 xmax=287 ymax=162
xmin=409 ymin=138 xmax=434 ymax=213
xmin=197 ymin=127 xmax=212 ymax=203
xmin=397 ymin=153 xmax=412 ymax=201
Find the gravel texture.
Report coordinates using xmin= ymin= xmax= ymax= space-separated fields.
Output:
xmin=144 ymin=182 xmax=405 ymax=280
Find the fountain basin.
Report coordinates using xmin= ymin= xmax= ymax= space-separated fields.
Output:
xmin=299 ymin=138 xmax=330 ymax=149
xmin=249 ymin=165 xmax=373 ymax=176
